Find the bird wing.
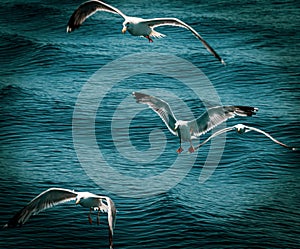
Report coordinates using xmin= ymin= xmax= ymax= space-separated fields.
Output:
xmin=93 ymin=195 xmax=117 ymax=248
xmin=67 ymin=0 xmax=127 ymax=32
xmin=245 ymin=125 xmax=296 ymax=150
xmin=105 ymin=196 xmax=117 ymax=248
xmin=5 ymin=188 xmax=78 ymax=227
xmin=141 ymin=17 xmax=225 ymax=65
xmin=132 ymin=92 xmax=178 ymax=136
xmin=188 ymin=106 xmax=258 ymax=138
xmin=194 ymin=126 xmax=235 ymax=150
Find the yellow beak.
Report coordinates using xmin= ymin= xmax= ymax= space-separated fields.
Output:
xmin=122 ymin=27 xmax=127 ymax=34
xmin=75 ymin=199 xmax=80 ymax=205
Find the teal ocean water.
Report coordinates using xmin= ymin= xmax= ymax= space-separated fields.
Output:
xmin=0 ymin=0 xmax=299 ymax=248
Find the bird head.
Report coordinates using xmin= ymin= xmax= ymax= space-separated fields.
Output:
xmin=174 ymin=123 xmax=179 ymax=131
xmin=75 ymin=192 xmax=88 ymax=205
xmin=75 ymin=196 xmax=82 ymax=205
xmin=75 ymin=192 xmax=94 ymax=206
xmin=175 ymin=120 xmax=185 ymax=131
xmin=235 ymin=124 xmax=246 ymax=134
xmin=122 ymin=22 xmax=128 ymax=34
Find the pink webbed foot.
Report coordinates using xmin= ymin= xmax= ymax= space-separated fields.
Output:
xmin=145 ymin=35 xmax=153 ymax=43
xmin=177 ymin=147 xmax=183 ymax=154
xmin=188 ymin=146 xmax=195 ymax=153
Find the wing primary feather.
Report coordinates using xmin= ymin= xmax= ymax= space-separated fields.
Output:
xmin=5 ymin=188 xmax=78 ymax=228
xmin=142 ymin=17 xmax=225 ymax=65
xmin=189 ymin=105 xmax=258 ymax=137
xmin=98 ymin=196 xmax=117 ymax=249
xmin=245 ymin=125 xmax=296 ymax=150
xmin=132 ymin=92 xmax=178 ymax=135
xmin=67 ymin=0 xmax=126 ymax=33
xmin=195 ymin=124 xmax=297 ymax=151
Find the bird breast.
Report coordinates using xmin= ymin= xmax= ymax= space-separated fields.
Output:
xmin=80 ymin=197 xmax=100 ymax=208
xmin=127 ymin=22 xmax=151 ymax=36
xmin=177 ymin=122 xmax=191 ymax=142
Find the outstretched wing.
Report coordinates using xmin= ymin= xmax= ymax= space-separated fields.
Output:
xmin=194 ymin=126 xmax=235 ymax=150
xmin=67 ymin=0 xmax=127 ymax=32
xmin=93 ymin=195 xmax=117 ymax=249
xmin=195 ymin=123 xmax=297 ymax=151
xmin=188 ymin=106 xmax=258 ymax=138
xmin=132 ymin=92 xmax=178 ymax=136
xmin=105 ymin=197 xmax=116 ymax=248
xmin=141 ymin=17 xmax=225 ymax=65
xmin=245 ymin=125 xmax=296 ymax=150
xmin=5 ymin=188 xmax=78 ymax=227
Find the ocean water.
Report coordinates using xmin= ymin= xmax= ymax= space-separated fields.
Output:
xmin=0 ymin=0 xmax=299 ymax=248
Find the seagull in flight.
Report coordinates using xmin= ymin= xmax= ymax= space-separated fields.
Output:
xmin=4 ymin=188 xmax=117 ymax=249
xmin=66 ymin=0 xmax=225 ymax=65
xmin=194 ymin=123 xmax=297 ymax=151
xmin=132 ymin=92 xmax=258 ymax=153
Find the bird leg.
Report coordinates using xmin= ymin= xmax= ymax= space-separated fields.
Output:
xmin=88 ymin=208 xmax=93 ymax=224
xmin=188 ymin=141 xmax=195 ymax=153
xmin=177 ymin=134 xmax=183 ymax=153
xmin=97 ymin=209 xmax=100 ymax=225
xmin=145 ymin=35 xmax=153 ymax=43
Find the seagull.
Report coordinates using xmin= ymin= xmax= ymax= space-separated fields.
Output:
xmin=132 ymin=92 xmax=258 ymax=153
xmin=194 ymin=123 xmax=297 ymax=151
xmin=66 ymin=0 xmax=225 ymax=65
xmin=4 ymin=188 xmax=117 ymax=249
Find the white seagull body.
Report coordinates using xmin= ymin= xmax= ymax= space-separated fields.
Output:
xmin=66 ymin=0 xmax=225 ymax=65
xmin=195 ymin=123 xmax=297 ymax=151
xmin=4 ymin=188 xmax=117 ymax=249
xmin=132 ymin=92 xmax=258 ymax=153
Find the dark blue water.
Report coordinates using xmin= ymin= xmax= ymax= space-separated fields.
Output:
xmin=1 ymin=0 xmax=299 ymax=248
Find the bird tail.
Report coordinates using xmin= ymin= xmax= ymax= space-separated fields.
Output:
xmin=233 ymin=106 xmax=258 ymax=117
xmin=150 ymin=30 xmax=166 ymax=39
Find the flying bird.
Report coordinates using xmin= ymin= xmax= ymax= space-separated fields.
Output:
xmin=194 ymin=123 xmax=297 ymax=151
xmin=132 ymin=92 xmax=258 ymax=153
xmin=4 ymin=188 xmax=117 ymax=249
xmin=66 ymin=0 xmax=225 ymax=65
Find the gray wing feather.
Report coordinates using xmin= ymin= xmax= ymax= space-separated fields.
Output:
xmin=132 ymin=92 xmax=178 ymax=136
xmin=188 ymin=106 xmax=258 ymax=138
xmin=67 ymin=0 xmax=126 ymax=32
xmin=5 ymin=188 xmax=77 ymax=227
xmin=141 ymin=18 xmax=225 ymax=65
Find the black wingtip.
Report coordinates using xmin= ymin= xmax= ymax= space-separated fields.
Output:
xmin=5 ymin=208 xmax=25 ymax=228
xmin=66 ymin=26 xmax=73 ymax=33
xmin=66 ymin=19 xmax=80 ymax=33
xmin=66 ymin=8 xmax=83 ymax=33
xmin=66 ymin=13 xmax=82 ymax=33
xmin=3 ymin=220 xmax=21 ymax=229
xmin=235 ymin=106 xmax=259 ymax=117
xmin=132 ymin=92 xmax=148 ymax=103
